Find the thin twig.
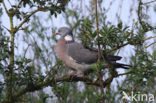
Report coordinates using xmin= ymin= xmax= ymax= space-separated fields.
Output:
xmin=15 ymin=0 xmax=22 ymax=11
xmin=95 ymin=0 xmax=101 ymax=62
xmin=142 ymin=0 xmax=156 ymax=5
xmin=2 ymin=0 xmax=10 ymax=15
xmin=144 ymin=36 xmax=156 ymax=41
xmin=7 ymin=0 xmax=12 ymax=6
xmin=2 ymin=25 xmax=11 ymax=32
xmin=138 ymin=0 xmax=144 ymax=31
xmin=106 ymin=41 xmax=130 ymax=53
xmin=23 ymin=44 xmax=31 ymax=58
xmin=105 ymin=35 xmax=156 ymax=53
xmin=95 ymin=0 xmax=105 ymax=102
xmin=16 ymin=9 xmax=40 ymax=32
xmin=137 ymin=1 xmax=156 ymax=32
xmin=144 ymin=41 xmax=156 ymax=48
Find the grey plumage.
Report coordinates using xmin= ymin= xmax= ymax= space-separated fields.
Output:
xmin=66 ymin=42 xmax=98 ymax=64
xmin=55 ymin=27 xmax=130 ymax=75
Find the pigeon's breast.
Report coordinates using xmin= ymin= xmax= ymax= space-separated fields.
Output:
xmin=56 ymin=39 xmax=67 ymax=61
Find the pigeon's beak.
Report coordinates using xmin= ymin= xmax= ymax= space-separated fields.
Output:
xmin=53 ymin=32 xmax=59 ymax=36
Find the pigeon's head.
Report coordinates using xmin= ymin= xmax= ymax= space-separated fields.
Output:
xmin=54 ymin=27 xmax=74 ymax=41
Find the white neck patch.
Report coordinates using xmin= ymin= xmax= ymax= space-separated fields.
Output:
xmin=64 ymin=35 xmax=73 ymax=41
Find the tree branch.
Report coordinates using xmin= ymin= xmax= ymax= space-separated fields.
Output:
xmin=15 ymin=9 xmax=40 ymax=33
xmin=94 ymin=0 xmax=105 ymax=102
xmin=95 ymin=0 xmax=101 ymax=62
xmin=7 ymin=0 xmax=12 ymax=6
xmin=16 ymin=0 xmax=22 ymax=10
xmin=145 ymin=41 xmax=156 ymax=48
xmin=144 ymin=36 xmax=156 ymax=41
xmin=2 ymin=0 xmax=10 ymax=15
xmin=142 ymin=0 xmax=156 ymax=5
xmin=2 ymin=0 xmax=16 ymax=102
xmin=137 ymin=0 xmax=156 ymax=32
xmin=2 ymin=25 xmax=10 ymax=32
xmin=138 ymin=1 xmax=144 ymax=31
xmin=2 ymin=73 xmax=125 ymax=103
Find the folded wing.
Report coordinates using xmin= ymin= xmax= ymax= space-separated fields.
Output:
xmin=65 ymin=42 xmax=98 ymax=64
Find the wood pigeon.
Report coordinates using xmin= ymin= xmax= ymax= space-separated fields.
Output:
xmin=54 ymin=27 xmax=130 ymax=76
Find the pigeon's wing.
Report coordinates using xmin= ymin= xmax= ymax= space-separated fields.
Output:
xmin=105 ymin=55 xmax=122 ymax=61
xmin=65 ymin=42 xmax=98 ymax=64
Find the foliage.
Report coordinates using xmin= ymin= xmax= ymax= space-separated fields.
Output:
xmin=0 ymin=0 xmax=156 ymax=103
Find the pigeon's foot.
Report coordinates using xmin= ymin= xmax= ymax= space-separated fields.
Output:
xmin=79 ymin=75 xmax=87 ymax=80
xmin=76 ymin=73 xmax=88 ymax=80
xmin=68 ymin=73 xmax=87 ymax=80
xmin=69 ymin=73 xmax=78 ymax=78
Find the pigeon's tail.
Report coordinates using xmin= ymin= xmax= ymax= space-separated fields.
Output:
xmin=106 ymin=55 xmax=122 ymax=61
xmin=104 ymin=55 xmax=131 ymax=69
xmin=111 ymin=62 xmax=131 ymax=69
